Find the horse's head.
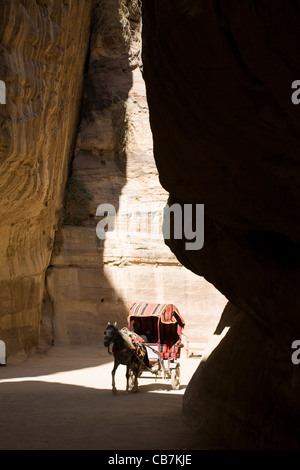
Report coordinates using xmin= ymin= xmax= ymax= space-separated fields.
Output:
xmin=104 ymin=322 xmax=118 ymax=348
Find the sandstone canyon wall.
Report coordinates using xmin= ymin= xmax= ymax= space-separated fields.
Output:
xmin=0 ymin=0 xmax=92 ymax=356
xmin=0 ymin=1 xmax=226 ymax=358
xmin=2 ymin=0 xmax=299 ymax=451
xmin=41 ymin=0 xmax=226 ymax=350
xmin=142 ymin=0 xmax=300 ymax=449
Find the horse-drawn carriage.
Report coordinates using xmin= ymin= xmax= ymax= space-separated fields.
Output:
xmin=104 ymin=303 xmax=185 ymax=393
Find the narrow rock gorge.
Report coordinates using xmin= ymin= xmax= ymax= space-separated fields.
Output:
xmin=0 ymin=1 xmax=225 ymax=359
xmin=40 ymin=0 xmax=226 ymax=349
xmin=1 ymin=0 xmax=299 ymax=451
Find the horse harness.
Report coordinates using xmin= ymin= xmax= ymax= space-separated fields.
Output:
xmin=105 ymin=326 xmax=149 ymax=367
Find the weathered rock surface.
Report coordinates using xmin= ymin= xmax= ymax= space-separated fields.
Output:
xmin=43 ymin=226 xmax=226 ymax=347
xmin=183 ymin=303 xmax=300 ymax=449
xmin=0 ymin=0 xmax=92 ymax=355
xmin=0 ymin=1 xmax=226 ymax=359
xmin=42 ymin=1 xmax=226 ymax=349
xmin=142 ymin=0 xmax=300 ymax=449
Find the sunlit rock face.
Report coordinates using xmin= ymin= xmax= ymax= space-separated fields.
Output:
xmin=42 ymin=1 xmax=227 ymax=349
xmin=142 ymin=0 xmax=300 ymax=449
xmin=0 ymin=0 xmax=91 ymax=355
xmin=0 ymin=0 xmax=226 ymax=357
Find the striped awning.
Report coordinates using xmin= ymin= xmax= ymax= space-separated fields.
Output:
xmin=128 ymin=303 xmax=185 ymax=326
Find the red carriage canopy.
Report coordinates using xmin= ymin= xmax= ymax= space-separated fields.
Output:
xmin=128 ymin=303 xmax=185 ymax=328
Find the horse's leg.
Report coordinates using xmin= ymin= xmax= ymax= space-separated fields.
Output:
xmin=112 ymin=360 xmax=118 ymax=394
xmin=132 ymin=373 xmax=138 ymax=393
xmin=125 ymin=363 xmax=130 ymax=393
xmin=132 ymin=363 xmax=139 ymax=393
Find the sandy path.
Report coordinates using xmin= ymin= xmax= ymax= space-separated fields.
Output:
xmin=0 ymin=347 xmax=201 ymax=450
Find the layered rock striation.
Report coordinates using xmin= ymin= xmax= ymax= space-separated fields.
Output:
xmin=0 ymin=0 xmax=92 ymax=355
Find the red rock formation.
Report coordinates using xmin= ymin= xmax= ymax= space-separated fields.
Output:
xmin=142 ymin=0 xmax=300 ymax=449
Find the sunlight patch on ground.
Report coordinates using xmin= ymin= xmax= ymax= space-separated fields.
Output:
xmin=0 ymin=357 xmax=201 ymax=394
xmin=0 ymin=362 xmax=111 ymax=390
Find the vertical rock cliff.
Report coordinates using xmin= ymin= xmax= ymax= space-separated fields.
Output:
xmin=0 ymin=0 xmax=226 ymax=357
xmin=2 ymin=0 xmax=299 ymax=450
xmin=142 ymin=0 xmax=300 ymax=449
xmin=0 ymin=0 xmax=92 ymax=356
xmin=42 ymin=0 xmax=226 ymax=348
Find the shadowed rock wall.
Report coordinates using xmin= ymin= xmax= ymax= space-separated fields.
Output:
xmin=142 ymin=0 xmax=300 ymax=449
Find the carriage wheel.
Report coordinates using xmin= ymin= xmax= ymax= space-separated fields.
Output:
xmin=171 ymin=365 xmax=180 ymax=390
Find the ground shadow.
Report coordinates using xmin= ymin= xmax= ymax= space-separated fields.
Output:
xmin=0 ymin=380 xmax=196 ymax=450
